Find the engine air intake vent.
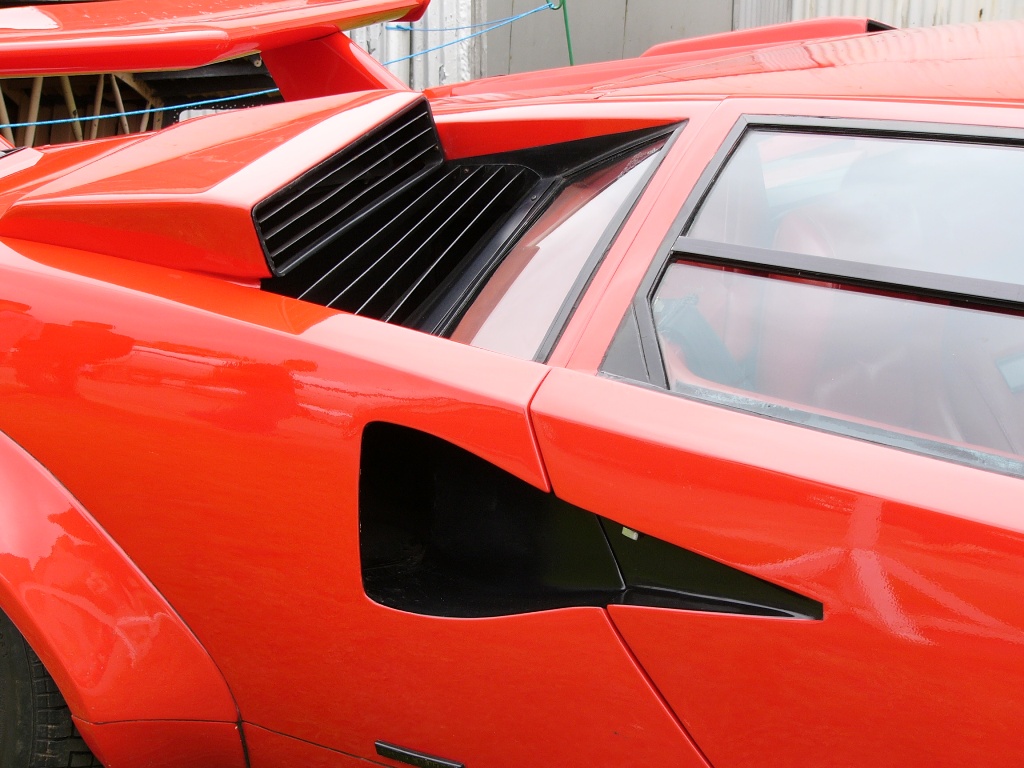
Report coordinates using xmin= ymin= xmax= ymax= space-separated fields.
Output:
xmin=254 ymin=100 xmax=444 ymax=275
xmin=263 ymin=162 xmax=540 ymax=326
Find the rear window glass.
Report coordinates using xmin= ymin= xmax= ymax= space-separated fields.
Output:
xmin=688 ymin=130 xmax=1024 ymax=285
xmin=452 ymin=141 xmax=666 ymax=360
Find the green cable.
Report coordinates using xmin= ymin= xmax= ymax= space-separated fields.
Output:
xmin=549 ymin=0 xmax=574 ymax=65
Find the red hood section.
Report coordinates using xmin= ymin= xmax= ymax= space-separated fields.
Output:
xmin=0 ymin=91 xmax=424 ymax=278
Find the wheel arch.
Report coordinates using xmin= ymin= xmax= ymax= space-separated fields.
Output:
xmin=0 ymin=428 xmax=238 ymax=726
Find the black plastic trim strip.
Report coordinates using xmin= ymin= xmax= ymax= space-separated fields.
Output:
xmin=375 ymin=742 xmax=464 ymax=768
xmin=866 ymin=19 xmax=896 ymax=31
xmin=672 ymin=237 xmax=1024 ymax=311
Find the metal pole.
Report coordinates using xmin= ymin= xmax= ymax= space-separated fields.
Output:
xmin=0 ymin=82 xmax=15 ymax=146
xmin=560 ymin=0 xmax=575 ymax=66
xmin=59 ymin=76 xmax=83 ymax=141
xmin=89 ymin=73 xmax=104 ymax=140
xmin=22 ymin=76 xmax=43 ymax=147
xmin=108 ymin=74 xmax=131 ymax=135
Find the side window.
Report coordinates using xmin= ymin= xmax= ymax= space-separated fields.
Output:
xmin=608 ymin=125 xmax=1024 ymax=477
xmin=451 ymin=138 xmax=669 ymax=361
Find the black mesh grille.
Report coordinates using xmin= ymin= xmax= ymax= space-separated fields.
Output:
xmin=262 ymin=162 xmax=539 ymax=326
xmin=254 ymin=100 xmax=444 ymax=275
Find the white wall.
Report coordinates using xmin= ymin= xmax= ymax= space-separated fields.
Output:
xmin=354 ymin=0 xmax=1024 ymax=89
xmin=736 ymin=0 xmax=1024 ymax=27
xmin=350 ymin=0 xmax=486 ymax=90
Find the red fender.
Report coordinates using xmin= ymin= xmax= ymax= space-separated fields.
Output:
xmin=0 ymin=429 xmax=240 ymax=746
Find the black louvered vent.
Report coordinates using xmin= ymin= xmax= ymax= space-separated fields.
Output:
xmin=263 ymin=162 xmax=539 ymax=326
xmin=254 ymin=100 xmax=444 ymax=275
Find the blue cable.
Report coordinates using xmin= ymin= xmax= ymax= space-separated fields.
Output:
xmin=0 ymin=88 xmax=280 ymax=131
xmin=0 ymin=1 xmax=562 ymax=131
xmin=386 ymin=1 xmax=557 ymax=33
xmin=383 ymin=2 xmax=556 ymax=65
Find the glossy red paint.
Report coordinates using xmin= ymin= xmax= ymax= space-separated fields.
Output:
xmin=0 ymin=430 xmax=238 ymax=725
xmin=74 ymin=719 xmax=247 ymax=768
xmin=640 ymin=16 xmax=887 ymax=57
xmin=598 ymin=19 xmax=1024 ymax=102
xmin=0 ymin=238 xmax=708 ymax=767
xmin=531 ymin=367 xmax=1024 ymax=767
xmin=263 ymin=32 xmax=408 ymax=100
xmin=0 ymin=138 xmax=144 ymax=216
xmin=2 ymin=9 xmax=1024 ymax=767
xmin=245 ymin=725 xmax=373 ymax=768
xmin=431 ymin=99 xmax=691 ymax=159
xmin=0 ymin=91 xmax=420 ymax=278
xmin=0 ymin=0 xmax=428 ymax=75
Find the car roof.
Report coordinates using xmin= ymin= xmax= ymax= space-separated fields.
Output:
xmin=433 ymin=20 xmax=1024 ymax=106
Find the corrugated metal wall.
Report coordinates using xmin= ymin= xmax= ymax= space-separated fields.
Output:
xmin=734 ymin=0 xmax=792 ymax=29
xmin=754 ymin=0 xmax=1024 ymax=26
xmin=356 ymin=0 xmax=1024 ymax=89
xmin=350 ymin=0 xmax=486 ymax=90
xmin=355 ymin=0 xmax=735 ymax=88
xmin=485 ymin=0 xmax=732 ymax=76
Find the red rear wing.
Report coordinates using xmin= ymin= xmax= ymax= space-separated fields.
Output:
xmin=0 ymin=0 xmax=428 ymax=75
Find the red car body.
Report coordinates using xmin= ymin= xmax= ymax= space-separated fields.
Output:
xmin=1 ymin=3 xmax=1023 ymax=767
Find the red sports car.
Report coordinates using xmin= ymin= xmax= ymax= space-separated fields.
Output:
xmin=1 ymin=3 xmax=1023 ymax=767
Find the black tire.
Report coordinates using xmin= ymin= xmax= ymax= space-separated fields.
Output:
xmin=0 ymin=611 xmax=102 ymax=768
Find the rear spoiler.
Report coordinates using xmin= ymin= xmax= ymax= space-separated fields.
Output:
xmin=0 ymin=0 xmax=428 ymax=75
xmin=642 ymin=17 xmax=894 ymax=58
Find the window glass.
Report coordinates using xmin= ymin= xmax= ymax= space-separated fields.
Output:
xmin=452 ymin=141 xmax=665 ymax=360
xmin=653 ymin=261 xmax=1024 ymax=472
xmin=688 ymin=130 xmax=1024 ymax=285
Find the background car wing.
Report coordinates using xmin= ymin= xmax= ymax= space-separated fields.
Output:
xmin=0 ymin=0 xmax=427 ymax=75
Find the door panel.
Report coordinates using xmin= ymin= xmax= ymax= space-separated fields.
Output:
xmin=531 ymin=366 xmax=1024 ymax=768
xmin=0 ymin=242 xmax=707 ymax=767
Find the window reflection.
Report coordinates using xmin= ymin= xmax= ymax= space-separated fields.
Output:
xmin=654 ymin=261 xmax=1024 ymax=470
xmin=689 ymin=130 xmax=1024 ymax=285
xmin=453 ymin=142 xmax=665 ymax=360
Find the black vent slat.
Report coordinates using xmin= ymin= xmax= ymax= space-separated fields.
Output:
xmin=356 ymin=170 xmax=510 ymax=315
xmin=382 ymin=170 xmax=531 ymax=322
xmin=257 ymin=110 xmax=433 ymax=225
xmin=261 ymin=123 xmax=436 ymax=243
xmin=260 ymin=98 xmax=540 ymax=326
xmin=373 ymin=170 xmax=528 ymax=319
xmin=298 ymin=167 xmax=463 ymax=303
xmin=332 ymin=167 xmax=497 ymax=311
xmin=254 ymin=101 xmax=443 ymax=274
xmin=263 ymin=139 xmax=440 ymax=264
xmin=265 ymin=162 xmax=538 ymax=324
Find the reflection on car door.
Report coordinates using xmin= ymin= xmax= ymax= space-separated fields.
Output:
xmin=0 ymin=250 xmax=707 ymax=768
xmin=531 ymin=366 xmax=1024 ymax=768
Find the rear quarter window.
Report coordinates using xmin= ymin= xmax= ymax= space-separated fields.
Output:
xmin=618 ymin=125 xmax=1024 ymax=477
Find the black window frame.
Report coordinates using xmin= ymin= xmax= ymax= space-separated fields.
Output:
xmin=602 ymin=114 xmax=1024 ymax=478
